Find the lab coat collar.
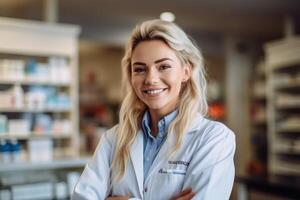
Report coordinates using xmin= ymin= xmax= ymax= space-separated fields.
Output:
xmin=130 ymin=130 xmax=144 ymax=198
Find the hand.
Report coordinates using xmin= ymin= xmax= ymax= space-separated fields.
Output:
xmin=106 ymin=196 xmax=129 ymax=200
xmin=170 ymin=188 xmax=195 ymax=200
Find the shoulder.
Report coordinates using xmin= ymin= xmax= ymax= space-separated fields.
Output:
xmin=98 ymin=124 xmax=119 ymax=147
xmin=203 ymin=119 xmax=235 ymax=141
xmin=106 ymin=124 xmax=119 ymax=136
xmin=189 ymin=117 xmax=236 ymax=168
xmin=190 ymin=116 xmax=235 ymax=149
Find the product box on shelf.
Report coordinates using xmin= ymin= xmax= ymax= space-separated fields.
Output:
xmin=8 ymin=119 xmax=30 ymax=136
xmin=28 ymin=139 xmax=53 ymax=162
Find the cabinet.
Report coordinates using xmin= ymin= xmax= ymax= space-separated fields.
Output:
xmin=0 ymin=17 xmax=81 ymax=163
xmin=265 ymin=36 xmax=300 ymax=175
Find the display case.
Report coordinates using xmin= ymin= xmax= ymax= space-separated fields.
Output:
xmin=265 ymin=36 xmax=300 ymax=175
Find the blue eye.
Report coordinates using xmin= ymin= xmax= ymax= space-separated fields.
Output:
xmin=133 ymin=67 xmax=146 ymax=73
xmin=159 ymin=64 xmax=171 ymax=70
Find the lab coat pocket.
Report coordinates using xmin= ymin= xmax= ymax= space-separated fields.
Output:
xmin=149 ymin=167 xmax=187 ymax=199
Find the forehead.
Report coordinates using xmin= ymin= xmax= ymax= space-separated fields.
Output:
xmin=131 ymin=40 xmax=179 ymax=63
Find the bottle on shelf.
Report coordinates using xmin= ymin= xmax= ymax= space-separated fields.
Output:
xmin=0 ymin=139 xmax=11 ymax=163
xmin=10 ymin=139 xmax=22 ymax=162
xmin=12 ymin=84 xmax=24 ymax=108
xmin=0 ymin=115 xmax=7 ymax=135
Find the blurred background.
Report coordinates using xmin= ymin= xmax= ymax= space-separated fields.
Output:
xmin=0 ymin=0 xmax=300 ymax=199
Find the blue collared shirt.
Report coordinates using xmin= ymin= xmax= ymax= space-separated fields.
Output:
xmin=142 ymin=109 xmax=178 ymax=182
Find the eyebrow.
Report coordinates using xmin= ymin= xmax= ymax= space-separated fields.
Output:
xmin=132 ymin=58 xmax=174 ymax=66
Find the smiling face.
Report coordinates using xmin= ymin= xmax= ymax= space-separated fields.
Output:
xmin=131 ymin=40 xmax=191 ymax=118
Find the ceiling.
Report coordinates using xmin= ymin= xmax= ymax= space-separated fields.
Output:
xmin=0 ymin=0 xmax=300 ymax=45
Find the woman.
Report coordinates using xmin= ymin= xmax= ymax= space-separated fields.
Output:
xmin=72 ymin=19 xmax=235 ymax=200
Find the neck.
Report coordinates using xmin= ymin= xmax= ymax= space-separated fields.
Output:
xmin=148 ymin=108 xmax=176 ymax=137
xmin=149 ymin=110 xmax=160 ymax=137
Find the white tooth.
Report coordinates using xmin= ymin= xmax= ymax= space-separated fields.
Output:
xmin=147 ymin=89 xmax=163 ymax=94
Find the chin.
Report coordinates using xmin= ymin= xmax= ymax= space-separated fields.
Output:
xmin=146 ymin=104 xmax=165 ymax=110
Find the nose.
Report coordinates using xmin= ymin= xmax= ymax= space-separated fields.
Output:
xmin=144 ymin=68 xmax=159 ymax=85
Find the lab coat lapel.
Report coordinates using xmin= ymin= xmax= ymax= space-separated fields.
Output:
xmin=145 ymin=132 xmax=176 ymax=183
xmin=130 ymin=130 xmax=143 ymax=197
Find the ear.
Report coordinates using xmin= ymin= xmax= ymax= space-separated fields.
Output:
xmin=182 ymin=64 xmax=192 ymax=82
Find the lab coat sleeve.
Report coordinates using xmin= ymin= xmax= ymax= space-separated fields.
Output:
xmin=72 ymin=130 xmax=114 ymax=200
xmin=182 ymin=125 xmax=236 ymax=200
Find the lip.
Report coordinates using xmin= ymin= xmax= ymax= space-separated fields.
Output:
xmin=142 ymin=87 xmax=166 ymax=91
xmin=142 ymin=88 xmax=168 ymax=97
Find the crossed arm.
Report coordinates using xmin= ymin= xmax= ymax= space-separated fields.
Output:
xmin=106 ymin=188 xmax=195 ymax=200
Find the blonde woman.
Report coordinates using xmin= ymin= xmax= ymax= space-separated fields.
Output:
xmin=72 ymin=19 xmax=235 ymax=200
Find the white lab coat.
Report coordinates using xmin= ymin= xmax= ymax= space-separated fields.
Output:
xmin=72 ymin=113 xmax=236 ymax=200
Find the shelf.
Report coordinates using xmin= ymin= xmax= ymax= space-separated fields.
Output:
xmin=0 ymin=17 xmax=81 ymax=57
xmin=271 ymin=162 xmax=300 ymax=176
xmin=0 ymin=157 xmax=90 ymax=172
xmin=0 ymin=132 xmax=72 ymax=140
xmin=276 ymin=104 xmax=300 ymax=110
xmin=0 ymin=107 xmax=71 ymax=113
xmin=275 ymin=82 xmax=300 ymax=92
xmin=276 ymin=82 xmax=300 ymax=89
xmin=0 ymin=78 xmax=70 ymax=86
xmin=277 ymin=126 xmax=300 ymax=133
xmin=274 ymin=143 xmax=300 ymax=155
xmin=272 ymin=64 xmax=300 ymax=74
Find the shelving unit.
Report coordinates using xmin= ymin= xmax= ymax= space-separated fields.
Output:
xmin=0 ymin=17 xmax=81 ymax=162
xmin=0 ymin=17 xmax=85 ymax=200
xmin=265 ymin=36 xmax=300 ymax=175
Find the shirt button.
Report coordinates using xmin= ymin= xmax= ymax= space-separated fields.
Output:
xmin=144 ymin=187 xmax=148 ymax=192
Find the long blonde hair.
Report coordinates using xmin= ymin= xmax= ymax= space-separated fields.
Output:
xmin=112 ymin=19 xmax=208 ymax=180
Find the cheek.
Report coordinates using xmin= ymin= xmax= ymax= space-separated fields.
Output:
xmin=168 ymin=76 xmax=184 ymax=91
xmin=131 ymin=78 xmax=142 ymax=95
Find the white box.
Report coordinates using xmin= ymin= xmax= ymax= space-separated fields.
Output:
xmin=28 ymin=139 xmax=53 ymax=162
xmin=8 ymin=120 xmax=30 ymax=136
xmin=55 ymin=182 xmax=68 ymax=199
xmin=11 ymin=182 xmax=53 ymax=200
xmin=0 ymin=189 xmax=11 ymax=200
